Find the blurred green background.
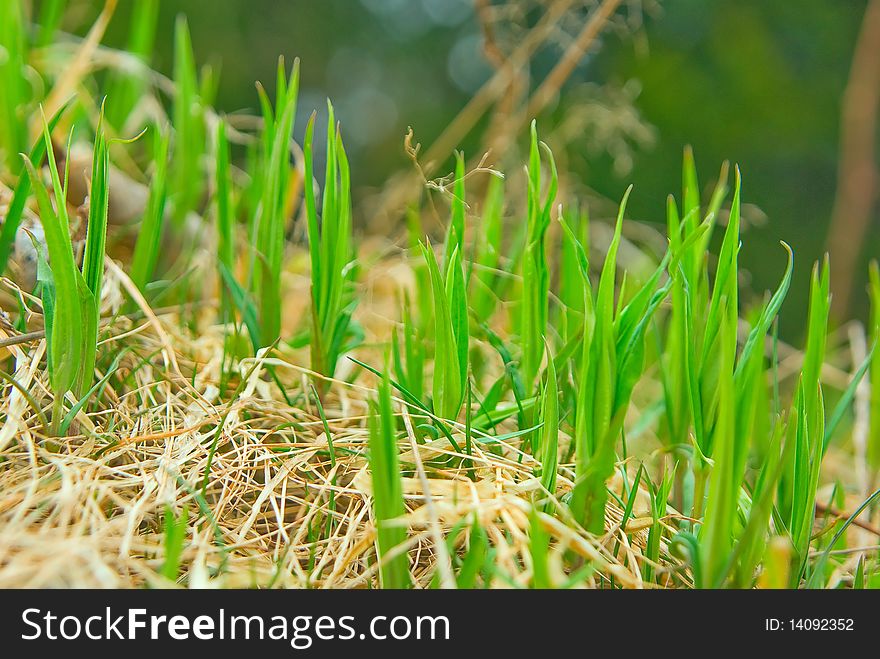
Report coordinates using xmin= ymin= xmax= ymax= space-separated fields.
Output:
xmin=75 ymin=0 xmax=871 ymax=332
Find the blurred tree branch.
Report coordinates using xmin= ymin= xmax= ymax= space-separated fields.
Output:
xmin=369 ymin=0 xmax=628 ymax=232
xmin=828 ymin=0 xmax=880 ymax=318
xmin=482 ymin=0 xmax=626 ymax=164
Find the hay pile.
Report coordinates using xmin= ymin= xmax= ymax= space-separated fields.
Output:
xmin=0 ymin=256 xmax=665 ymax=589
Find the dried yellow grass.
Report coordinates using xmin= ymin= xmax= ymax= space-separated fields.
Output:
xmin=0 ymin=251 xmax=670 ymax=589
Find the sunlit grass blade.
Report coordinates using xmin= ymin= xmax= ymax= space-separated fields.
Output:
xmin=538 ymin=348 xmax=558 ymax=510
xmin=368 ymin=367 xmax=410 ymax=589
xmin=519 ymin=120 xmax=557 ymax=392
xmin=250 ymin=57 xmax=298 ymax=347
xmin=783 ymin=258 xmax=831 ymax=584
xmin=76 ymin=106 xmax=111 ymax=396
xmin=824 ymin=346 xmax=872 ymax=452
xmin=219 ymin=262 xmax=260 ymax=354
xmin=680 ymin=145 xmax=702 ymax=290
xmin=558 ymin=204 xmax=589 ymax=343
xmin=660 ymin=194 xmax=690 ymax=446
xmin=161 ymin=504 xmax=190 ymax=582
xmin=693 ymin=168 xmax=742 ymax=463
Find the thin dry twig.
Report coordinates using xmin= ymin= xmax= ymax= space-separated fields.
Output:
xmin=827 ymin=0 xmax=880 ymax=316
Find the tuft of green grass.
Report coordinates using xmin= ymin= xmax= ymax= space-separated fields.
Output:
xmin=566 ymin=186 xmax=668 ymax=533
xmin=519 ymin=121 xmax=558 ymax=393
xmin=689 ymin=169 xmax=749 ymax=586
xmin=304 ymin=100 xmax=357 ymax=380
xmin=780 ymin=257 xmax=831 ymax=585
xmin=697 ymin=292 xmax=739 ymax=586
xmin=251 ymin=58 xmax=299 ymax=348
xmin=21 ymin=107 xmax=112 ymax=430
xmin=4 ymin=4 xmax=875 ymax=588
xmin=22 ymin=116 xmax=83 ymax=432
xmin=421 ymin=241 xmax=468 ymax=421
xmin=659 ymin=151 xmax=728 ymax=472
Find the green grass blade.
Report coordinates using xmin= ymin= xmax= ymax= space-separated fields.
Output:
xmin=161 ymin=504 xmax=190 ymax=581
xmin=215 ymin=118 xmax=235 ymax=321
xmin=37 ymin=0 xmax=67 ymax=48
xmin=519 ymin=121 xmax=557 ymax=391
xmin=699 ymin=296 xmax=740 ymax=587
xmin=77 ymin=108 xmax=110 ymax=396
xmin=538 ymin=348 xmax=559 ymax=510
xmin=0 ymin=0 xmax=27 ymax=171
xmin=456 ymin=517 xmax=488 ymax=588
xmin=303 ymin=99 xmax=356 ymax=379
xmin=130 ymin=127 xmax=170 ymax=293
xmin=368 ymin=367 xmax=410 ymax=588
xmin=421 ymin=241 xmax=464 ymax=420
xmin=170 ymin=15 xmax=204 ymax=226
xmin=444 ymin=151 xmax=466 ymax=270
xmin=529 ymin=509 xmax=552 ymax=588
